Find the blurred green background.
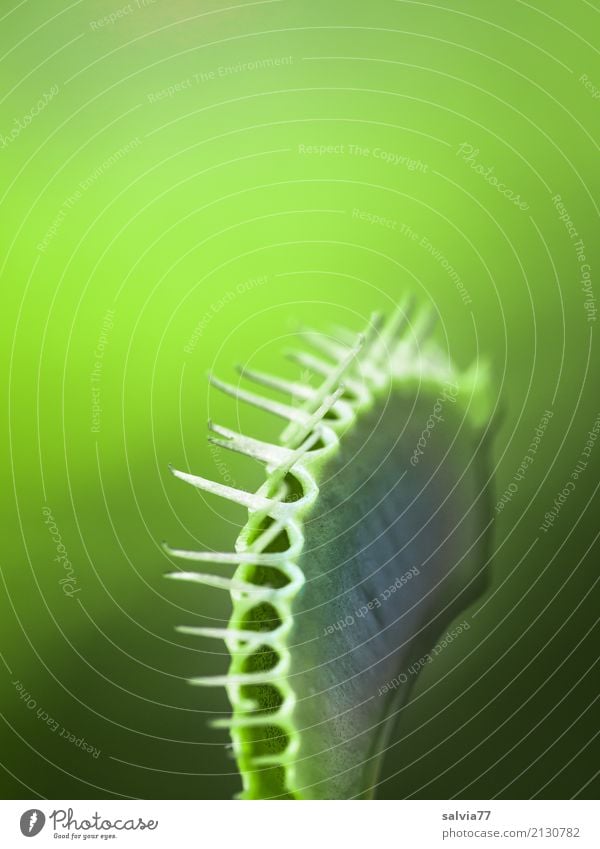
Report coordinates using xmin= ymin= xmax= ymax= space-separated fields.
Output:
xmin=1 ymin=0 xmax=598 ymax=799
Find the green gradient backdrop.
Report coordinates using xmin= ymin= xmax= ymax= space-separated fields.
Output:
xmin=1 ymin=0 xmax=599 ymax=799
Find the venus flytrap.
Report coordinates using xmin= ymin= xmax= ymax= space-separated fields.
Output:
xmin=164 ymin=300 xmax=494 ymax=799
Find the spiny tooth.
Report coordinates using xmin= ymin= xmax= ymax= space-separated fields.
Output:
xmin=302 ymin=384 xmax=345 ymax=426
xmin=330 ymin=312 xmax=381 ymax=352
xmin=169 ymin=465 xmax=289 ymax=516
xmin=210 ymin=707 xmax=293 ymax=729
xmin=283 ymin=386 xmax=345 ymax=448
xmin=406 ymin=305 xmax=437 ymax=346
xmin=188 ymin=669 xmax=285 ymax=687
xmin=299 ymin=328 xmax=348 ymax=361
xmin=209 ymin=375 xmax=309 ymax=424
xmin=391 ymin=307 xmax=438 ymax=375
xmin=176 ymin=625 xmax=269 ymax=642
xmin=287 ymin=350 xmax=370 ymax=404
xmin=206 ymin=434 xmax=281 ymax=466
xmin=300 ymin=315 xmax=379 ymax=370
xmin=285 ymin=349 xmax=335 ymax=376
xmin=162 ymin=543 xmax=289 ymax=565
xmin=207 ymin=421 xmax=292 ymax=465
xmin=258 ymin=431 xmax=320 ymax=502
xmin=165 ymin=571 xmax=277 ymax=596
xmin=305 ymin=333 xmax=364 ymax=408
xmin=244 ymin=514 xmax=290 ymax=555
xmin=361 ymin=311 xmax=385 ymax=345
xmin=236 ymin=365 xmax=315 ymax=401
xmin=368 ymin=295 xmax=414 ymax=367
xmin=210 ymin=715 xmax=284 ymax=729
xmin=330 ymin=324 xmax=357 ymax=345
xmin=250 ymin=753 xmax=292 ymax=766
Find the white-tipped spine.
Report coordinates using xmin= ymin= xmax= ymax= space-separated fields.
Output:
xmin=169 ymin=465 xmax=291 ymax=517
xmin=210 ymin=375 xmax=310 ymax=424
xmin=237 ymin=366 xmax=315 ymax=402
xmin=166 ymin=571 xmax=279 ymax=597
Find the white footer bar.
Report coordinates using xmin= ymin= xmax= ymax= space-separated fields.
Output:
xmin=0 ymin=800 xmax=597 ymax=848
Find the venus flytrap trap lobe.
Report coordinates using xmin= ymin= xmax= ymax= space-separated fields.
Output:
xmin=164 ymin=300 xmax=494 ymax=799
